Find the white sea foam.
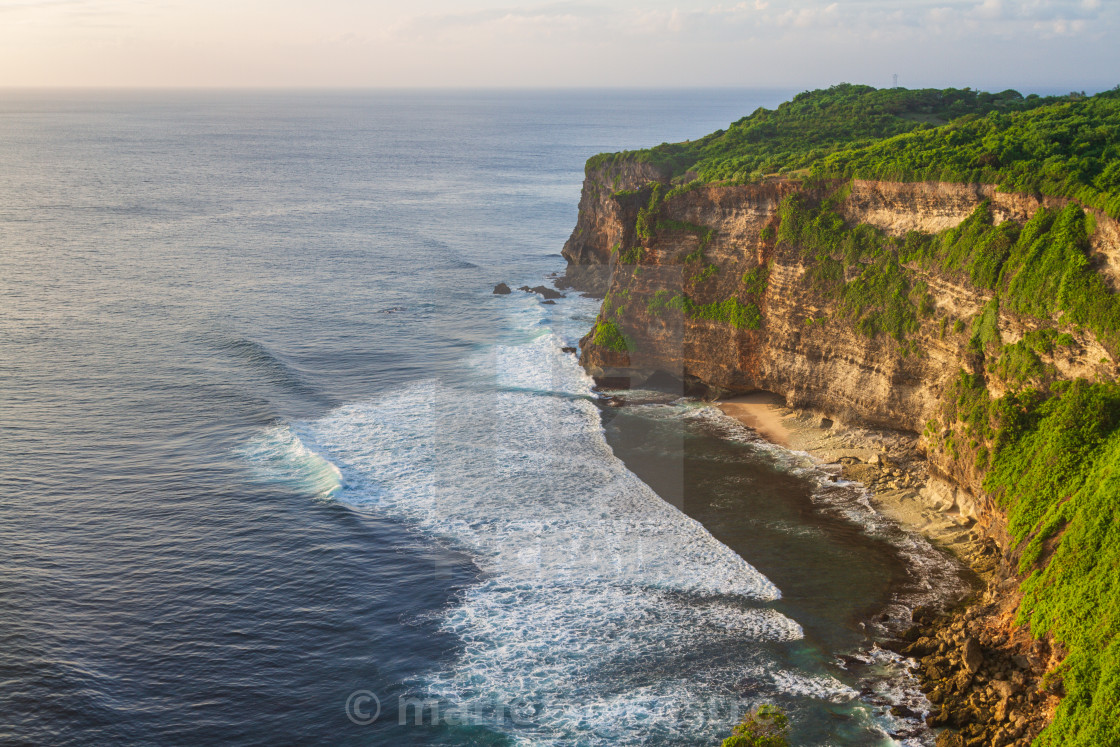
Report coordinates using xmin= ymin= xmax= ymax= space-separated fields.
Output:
xmin=241 ymin=297 xmax=872 ymax=744
xmin=239 ymin=423 xmax=343 ymax=500
xmin=675 ymin=405 xmax=966 ymax=615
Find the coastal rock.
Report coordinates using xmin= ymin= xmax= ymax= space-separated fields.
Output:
xmin=493 ymin=282 xmax=512 ymax=294
xmin=519 ymin=284 xmax=564 ymax=300
xmin=899 ymin=597 xmax=1059 ymax=746
xmin=936 ymin=730 xmax=966 ymax=747
xmin=963 ymin=637 xmax=984 ymax=674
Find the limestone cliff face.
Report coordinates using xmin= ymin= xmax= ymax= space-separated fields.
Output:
xmin=843 ymin=180 xmax=1120 ymax=290
xmin=564 ymin=167 xmax=1119 ymax=548
xmin=560 ymin=161 xmax=673 ymax=295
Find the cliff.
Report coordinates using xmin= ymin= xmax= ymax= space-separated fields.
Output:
xmin=563 ymin=162 xmax=1120 ymax=746
xmin=570 ymin=174 xmax=1117 ymax=425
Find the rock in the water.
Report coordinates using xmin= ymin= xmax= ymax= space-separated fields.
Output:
xmin=962 ymin=637 xmax=984 ymax=674
xmin=519 ymin=284 xmax=564 ymax=300
xmin=541 ymin=299 xmax=556 ymax=305
xmin=561 ymin=347 xmax=577 ymax=354
xmin=891 ymin=705 xmax=920 ymax=719
xmin=493 ymin=282 xmax=511 ymax=294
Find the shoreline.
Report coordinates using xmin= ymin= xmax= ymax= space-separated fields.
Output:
xmin=715 ymin=394 xmax=1060 ymax=746
xmin=715 ymin=395 xmax=1000 ymax=581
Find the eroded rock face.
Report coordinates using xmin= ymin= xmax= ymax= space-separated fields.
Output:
xmin=565 ymin=173 xmax=1116 ymax=436
xmin=562 ymin=168 xmax=1120 ymax=745
xmin=566 ymin=172 xmax=1116 ymax=556
xmin=560 ymin=161 xmax=671 ymax=296
xmin=844 ymin=180 xmax=1120 ymax=291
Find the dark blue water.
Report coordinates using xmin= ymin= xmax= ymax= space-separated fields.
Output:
xmin=0 ymin=90 xmax=960 ymax=746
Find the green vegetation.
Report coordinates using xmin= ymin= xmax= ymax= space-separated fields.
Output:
xmin=601 ymin=289 xmax=630 ymax=320
xmin=635 ymin=183 xmax=664 ymax=240
xmin=589 ymin=84 xmax=1065 ymax=179
xmin=619 ymin=245 xmax=646 ymax=265
xmin=588 ymin=84 xmax=1120 ymax=218
xmin=591 ymin=320 xmax=629 ymax=353
xmin=646 ymin=288 xmax=760 ymax=330
xmin=627 ymin=181 xmax=716 ymax=263
xmin=667 ymin=294 xmax=760 ymax=329
xmin=891 ymin=200 xmax=1116 ymax=353
xmin=970 ymin=297 xmax=1001 ymax=352
xmin=940 ymin=374 xmax=1120 ymax=746
xmin=990 ymin=330 xmax=1074 ymax=386
xmin=741 ymin=263 xmax=770 ymax=295
xmin=690 ymin=263 xmax=719 ymax=286
xmin=664 ymin=178 xmax=704 ymax=201
xmin=774 ymin=193 xmax=930 ymax=341
xmin=773 ymin=190 xmax=1120 ymax=355
xmin=821 ymin=91 xmax=1120 ymax=218
xmin=722 ymin=705 xmax=789 ymax=747
xmin=646 ymin=289 xmax=674 ymax=316
xmin=907 ymin=200 xmax=1117 ymax=349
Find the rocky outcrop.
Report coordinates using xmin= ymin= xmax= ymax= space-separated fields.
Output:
xmin=562 ymin=165 xmax=1120 ymax=745
xmin=519 ymin=284 xmax=564 ymax=300
xmin=892 ymin=592 xmax=1066 ymax=747
xmin=559 ymin=160 xmax=674 ymax=296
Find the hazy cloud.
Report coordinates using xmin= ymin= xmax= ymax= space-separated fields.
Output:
xmin=0 ymin=0 xmax=1114 ymax=87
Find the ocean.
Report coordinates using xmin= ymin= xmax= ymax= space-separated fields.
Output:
xmin=0 ymin=89 xmax=964 ymax=745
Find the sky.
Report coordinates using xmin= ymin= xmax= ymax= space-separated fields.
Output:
xmin=0 ymin=0 xmax=1116 ymax=90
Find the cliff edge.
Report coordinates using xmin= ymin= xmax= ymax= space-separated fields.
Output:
xmin=564 ymin=85 xmax=1120 ymax=747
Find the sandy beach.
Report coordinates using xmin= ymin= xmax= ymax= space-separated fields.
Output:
xmin=716 ymin=393 xmax=1000 ymax=581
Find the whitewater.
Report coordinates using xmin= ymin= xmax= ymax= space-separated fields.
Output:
xmin=243 ymin=293 xmax=895 ymax=745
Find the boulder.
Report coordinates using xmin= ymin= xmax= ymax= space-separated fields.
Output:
xmin=962 ymin=637 xmax=984 ymax=674
xmin=518 ymin=285 xmax=564 ymax=299
xmin=493 ymin=282 xmax=512 ymax=294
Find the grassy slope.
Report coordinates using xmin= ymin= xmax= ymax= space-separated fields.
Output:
xmin=587 ymin=84 xmax=1120 ymax=745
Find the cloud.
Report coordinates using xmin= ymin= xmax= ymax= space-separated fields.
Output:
xmin=378 ymin=0 xmax=1113 ymax=50
xmin=0 ymin=0 xmax=91 ymax=11
xmin=386 ymin=2 xmax=603 ymax=41
xmin=0 ymin=0 xmax=1115 ymax=86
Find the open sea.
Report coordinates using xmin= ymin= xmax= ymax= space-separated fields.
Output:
xmin=0 ymin=90 xmax=966 ymax=746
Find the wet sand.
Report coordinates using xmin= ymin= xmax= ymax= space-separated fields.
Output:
xmin=715 ymin=392 xmax=793 ymax=447
xmin=716 ymin=394 xmax=999 ymax=581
